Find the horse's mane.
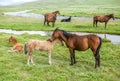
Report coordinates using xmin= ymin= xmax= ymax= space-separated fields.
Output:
xmin=46 ymin=38 xmax=52 ymax=42
xmin=60 ymin=30 xmax=71 ymax=39
xmin=106 ymin=14 xmax=114 ymax=17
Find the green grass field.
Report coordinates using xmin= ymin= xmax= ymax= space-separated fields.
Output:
xmin=1 ymin=0 xmax=120 ymax=17
xmin=0 ymin=33 xmax=120 ymax=81
xmin=0 ymin=0 xmax=120 ymax=81
xmin=0 ymin=0 xmax=120 ymax=34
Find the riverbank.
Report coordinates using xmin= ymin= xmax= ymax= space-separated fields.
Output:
xmin=0 ymin=12 xmax=120 ymax=35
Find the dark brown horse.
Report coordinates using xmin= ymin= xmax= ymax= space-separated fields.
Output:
xmin=93 ymin=14 xmax=114 ymax=29
xmin=44 ymin=11 xmax=60 ymax=27
xmin=51 ymin=28 xmax=102 ymax=68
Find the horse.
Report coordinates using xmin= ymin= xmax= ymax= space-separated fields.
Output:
xmin=8 ymin=36 xmax=24 ymax=53
xmin=61 ymin=16 xmax=71 ymax=22
xmin=44 ymin=11 xmax=60 ymax=27
xmin=93 ymin=14 xmax=114 ymax=29
xmin=51 ymin=28 xmax=102 ymax=68
xmin=24 ymin=38 xmax=64 ymax=65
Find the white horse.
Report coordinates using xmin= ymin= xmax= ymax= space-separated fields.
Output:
xmin=24 ymin=38 xmax=64 ymax=65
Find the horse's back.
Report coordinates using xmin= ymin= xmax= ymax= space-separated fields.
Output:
xmin=13 ymin=43 xmax=24 ymax=52
xmin=94 ymin=15 xmax=109 ymax=22
xmin=44 ymin=13 xmax=56 ymax=22
xmin=27 ymin=40 xmax=52 ymax=50
xmin=68 ymin=34 xmax=100 ymax=51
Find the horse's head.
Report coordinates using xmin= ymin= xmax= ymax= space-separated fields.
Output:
xmin=110 ymin=14 xmax=115 ymax=20
xmin=54 ymin=11 xmax=60 ymax=15
xmin=51 ymin=28 xmax=62 ymax=40
xmin=8 ymin=36 xmax=17 ymax=43
xmin=9 ymin=36 xmax=14 ymax=42
xmin=47 ymin=37 xmax=64 ymax=46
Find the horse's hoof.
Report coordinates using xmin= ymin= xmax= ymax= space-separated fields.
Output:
xmin=74 ymin=61 xmax=77 ymax=64
xmin=49 ymin=63 xmax=52 ymax=65
xmin=70 ymin=63 xmax=73 ymax=65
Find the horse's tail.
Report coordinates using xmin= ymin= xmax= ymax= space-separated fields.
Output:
xmin=93 ymin=16 xmax=96 ymax=27
xmin=24 ymin=43 xmax=28 ymax=54
xmin=95 ymin=37 xmax=102 ymax=68
xmin=97 ymin=37 xmax=102 ymax=53
xmin=44 ymin=15 xmax=46 ymax=25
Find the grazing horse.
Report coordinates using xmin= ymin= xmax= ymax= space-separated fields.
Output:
xmin=51 ymin=28 xmax=102 ymax=68
xmin=24 ymin=38 xmax=64 ymax=65
xmin=44 ymin=11 xmax=60 ymax=27
xmin=93 ymin=14 xmax=114 ymax=29
xmin=61 ymin=16 xmax=71 ymax=22
xmin=8 ymin=36 xmax=24 ymax=52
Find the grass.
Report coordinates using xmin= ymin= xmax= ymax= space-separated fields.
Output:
xmin=0 ymin=0 xmax=120 ymax=80
xmin=0 ymin=0 xmax=120 ymax=34
xmin=0 ymin=33 xmax=120 ymax=81
xmin=1 ymin=0 xmax=120 ymax=17
xmin=0 ymin=15 xmax=120 ymax=35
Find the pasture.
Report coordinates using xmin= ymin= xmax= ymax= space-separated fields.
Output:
xmin=0 ymin=33 xmax=120 ymax=81
xmin=0 ymin=0 xmax=120 ymax=81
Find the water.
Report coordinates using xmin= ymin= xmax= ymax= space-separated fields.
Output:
xmin=3 ymin=10 xmax=92 ymax=20
xmin=2 ymin=10 xmax=120 ymax=44
xmin=0 ymin=29 xmax=120 ymax=44
xmin=4 ymin=10 xmax=120 ymax=21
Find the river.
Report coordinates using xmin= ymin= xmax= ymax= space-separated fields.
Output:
xmin=1 ymin=10 xmax=120 ymax=44
xmin=0 ymin=29 xmax=120 ymax=44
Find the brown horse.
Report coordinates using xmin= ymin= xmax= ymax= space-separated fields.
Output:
xmin=24 ymin=38 xmax=64 ymax=65
xmin=93 ymin=14 xmax=114 ymax=29
xmin=9 ymin=36 xmax=24 ymax=52
xmin=51 ymin=28 xmax=102 ymax=68
xmin=44 ymin=11 xmax=60 ymax=27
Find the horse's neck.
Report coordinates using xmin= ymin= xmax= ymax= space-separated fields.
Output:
xmin=13 ymin=39 xmax=18 ymax=45
xmin=52 ymin=12 xmax=58 ymax=15
xmin=106 ymin=15 xmax=112 ymax=19
xmin=59 ymin=33 xmax=68 ymax=43
xmin=51 ymin=39 xmax=58 ymax=45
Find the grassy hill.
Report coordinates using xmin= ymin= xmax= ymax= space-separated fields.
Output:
xmin=0 ymin=0 xmax=120 ymax=17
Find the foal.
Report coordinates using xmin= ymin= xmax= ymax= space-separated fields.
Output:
xmin=24 ymin=38 xmax=64 ymax=65
xmin=9 ymin=36 xmax=24 ymax=52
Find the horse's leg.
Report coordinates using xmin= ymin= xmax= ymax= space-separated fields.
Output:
xmin=52 ymin=22 xmax=55 ymax=27
xmin=30 ymin=54 xmax=35 ymax=65
xmin=44 ymin=16 xmax=46 ymax=25
xmin=27 ymin=53 xmax=31 ymax=65
xmin=105 ymin=22 xmax=107 ymax=29
xmin=92 ymin=40 xmax=102 ymax=68
xmin=94 ymin=51 xmax=100 ymax=68
xmin=73 ymin=50 xmax=76 ymax=64
xmin=47 ymin=21 xmax=50 ymax=26
xmin=96 ymin=21 xmax=98 ymax=27
xmin=69 ymin=48 xmax=74 ymax=65
xmin=91 ymin=49 xmax=98 ymax=68
xmin=44 ymin=19 xmax=46 ymax=25
xmin=48 ymin=50 xmax=51 ymax=65
xmin=93 ymin=20 xmax=95 ymax=27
